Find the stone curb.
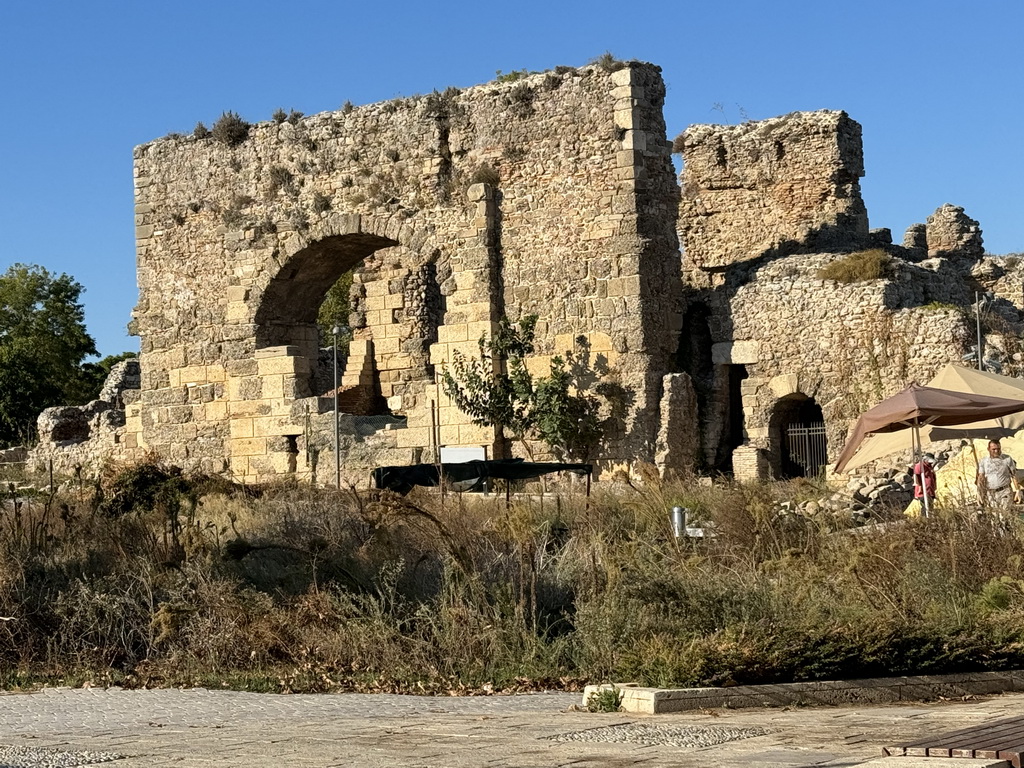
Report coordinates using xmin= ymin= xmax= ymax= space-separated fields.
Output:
xmin=583 ymin=670 xmax=1024 ymax=714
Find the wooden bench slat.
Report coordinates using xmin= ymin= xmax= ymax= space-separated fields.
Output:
xmin=887 ymin=714 xmax=1024 ymax=765
xmin=898 ymin=717 xmax=1024 ymax=748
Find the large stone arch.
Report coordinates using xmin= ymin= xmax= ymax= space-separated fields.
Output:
xmin=250 ymin=212 xmax=448 ymax=391
xmin=124 ymin=62 xmax=681 ymax=483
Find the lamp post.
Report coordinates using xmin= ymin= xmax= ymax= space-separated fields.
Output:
xmin=332 ymin=325 xmax=341 ymax=488
xmin=976 ymin=291 xmax=984 ymax=372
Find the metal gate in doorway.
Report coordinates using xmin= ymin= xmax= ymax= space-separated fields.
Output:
xmin=786 ymin=421 xmax=828 ymax=477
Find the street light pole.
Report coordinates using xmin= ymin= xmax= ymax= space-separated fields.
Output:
xmin=976 ymin=291 xmax=984 ymax=372
xmin=332 ymin=325 xmax=341 ymax=488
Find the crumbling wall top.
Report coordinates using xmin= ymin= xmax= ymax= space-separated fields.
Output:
xmin=679 ymin=110 xmax=869 ymax=275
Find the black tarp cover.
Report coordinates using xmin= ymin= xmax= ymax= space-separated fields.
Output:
xmin=372 ymin=459 xmax=592 ymax=495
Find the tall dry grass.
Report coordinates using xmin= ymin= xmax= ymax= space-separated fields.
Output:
xmin=0 ymin=461 xmax=1023 ymax=692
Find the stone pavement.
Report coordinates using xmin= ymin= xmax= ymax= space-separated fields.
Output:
xmin=1 ymin=686 xmax=1023 ymax=767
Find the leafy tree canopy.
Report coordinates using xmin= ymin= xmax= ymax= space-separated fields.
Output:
xmin=0 ymin=264 xmax=98 ymax=446
xmin=317 ymin=269 xmax=355 ymax=355
xmin=441 ymin=314 xmax=602 ymax=461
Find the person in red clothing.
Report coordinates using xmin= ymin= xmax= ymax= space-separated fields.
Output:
xmin=913 ymin=453 xmax=936 ymax=512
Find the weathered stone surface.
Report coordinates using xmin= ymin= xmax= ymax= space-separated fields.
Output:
xmin=679 ymin=110 xmax=868 ymax=274
xmin=51 ymin=62 xmax=679 ymax=484
xmin=654 ymin=373 xmax=698 ymax=479
xmin=35 ymin=64 xmax=1024 ymax=488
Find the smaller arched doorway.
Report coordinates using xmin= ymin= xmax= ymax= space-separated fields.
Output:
xmin=769 ymin=395 xmax=827 ymax=479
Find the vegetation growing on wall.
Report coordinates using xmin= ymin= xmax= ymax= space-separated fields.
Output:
xmin=817 ymin=249 xmax=892 ymax=283
xmin=211 ymin=111 xmax=251 ymax=146
xmin=317 ymin=270 xmax=356 ymax=356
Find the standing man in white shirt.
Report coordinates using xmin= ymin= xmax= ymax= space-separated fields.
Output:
xmin=977 ymin=439 xmax=1022 ymax=509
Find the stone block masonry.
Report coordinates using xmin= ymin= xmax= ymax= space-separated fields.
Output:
xmin=679 ymin=111 xmax=868 ymax=278
xmin=128 ymin=61 xmax=681 ymax=484
xmin=37 ymin=62 xmax=1024 ymax=486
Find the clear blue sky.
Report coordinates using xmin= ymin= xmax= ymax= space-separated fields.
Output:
xmin=2 ymin=0 xmax=1021 ymax=358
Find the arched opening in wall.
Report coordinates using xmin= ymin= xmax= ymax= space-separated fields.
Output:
xmin=768 ymin=395 xmax=827 ymax=479
xmin=254 ymin=233 xmax=447 ymax=425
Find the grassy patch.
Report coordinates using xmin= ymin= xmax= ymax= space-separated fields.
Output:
xmin=817 ymin=249 xmax=892 ymax=283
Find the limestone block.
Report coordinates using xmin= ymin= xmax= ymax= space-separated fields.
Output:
xmin=257 ymin=355 xmax=307 ymax=376
xmin=255 ymin=345 xmax=299 ymax=359
xmin=349 ymin=339 xmax=373 ymax=357
xmin=465 ymin=320 xmax=498 ymax=341
xmin=451 ymin=301 xmax=494 ymax=323
xmin=205 ymin=400 xmax=227 ymax=421
xmin=396 ymin=427 xmax=431 ymax=449
xmin=229 ymin=437 xmax=268 ymax=457
xmin=610 ymin=68 xmax=634 ymax=87
xmin=225 ymin=286 xmax=249 ymax=303
xmin=732 ymin=444 xmax=769 ymax=483
xmin=261 ymin=375 xmax=286 ymax=399
xmin=439 ymin=425 xmax=461 ymax=445
xmin=611 ymin=85 xmax=644 ymax=101
xmin=373 ymin=337 xmax=400 ymax=355
xmin=229 ymin=418 xmax=254 ymax=439
xmin=225 ymin=302 xmax=250 ymax=322
xmin=459 ymin=424 xmax=495 ymax=444
xmin=621 ymin=130 xmax=647 ymax=152
xmin=437 ymin=324 xmax=469 ymax=344
xmin=179 ymin=366 xmax=208 ymax=385
xmin=229 ymin=456 xmax=250 ymax=477
xmin=655 ymin=373 xmax=698 ymax=478
xmin=227 ymin=399 xmax=272 ymax=417
xmin=711 ymin=341 xmax=761 ymax=365
xmin=769 ymin=373 xmax=801 ymax=398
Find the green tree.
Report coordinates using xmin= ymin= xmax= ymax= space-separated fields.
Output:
xmin=0 ymin=264 xmax=98 ymax=445
xmin=317 ymin=269 xmax=355 ymax=355
xmin=441 ymin=315 xmax=602 ymax=461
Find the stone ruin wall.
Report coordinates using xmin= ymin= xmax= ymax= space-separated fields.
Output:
xmin=30 ymin=359 xmax=143 ymax=475
xmin=30 ymin=66 xmax=1024 ymax=486
xmin=117 ymin=62 xmax=679 ymax=485
xmin=679 ymin=111 xmax=869 ymax=279
xmin=710 ymin=255 xmax=973 ymax=470
xmin=675 ymin=112 xmax=1019 ymax=478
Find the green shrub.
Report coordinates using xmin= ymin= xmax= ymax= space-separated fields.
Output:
xmin=211 ymin=111 xmax=250 ymax=146
xmin=495 ymin=69 xmax=529 ymax=83
xmin=193 ymin=122 xmax=210 ymax=139
xmin=312 ymin=192 xmax=332 ymax=213
xmin=267 ymin=165 xmax=295 ymax=196
xmin=921 ymin=301 xmax=963 ymax=312
xmin=817 ymin=249 xmax=892 ymax=283
xmin=585 ymin=686 xmax=622 ymax=712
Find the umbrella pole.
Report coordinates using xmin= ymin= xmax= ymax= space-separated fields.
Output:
xmin=916 ymin=425 xmax=931 ymax=517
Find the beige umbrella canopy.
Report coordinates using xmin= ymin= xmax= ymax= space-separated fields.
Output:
xmin=836 ymin=365 xmax=1024 ymax=472
xmin=833 ymin=382 xmax=1024 ymax=474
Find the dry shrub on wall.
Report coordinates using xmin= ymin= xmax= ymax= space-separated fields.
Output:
xmin=817 ymin=249 xmax=892 ymax=283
